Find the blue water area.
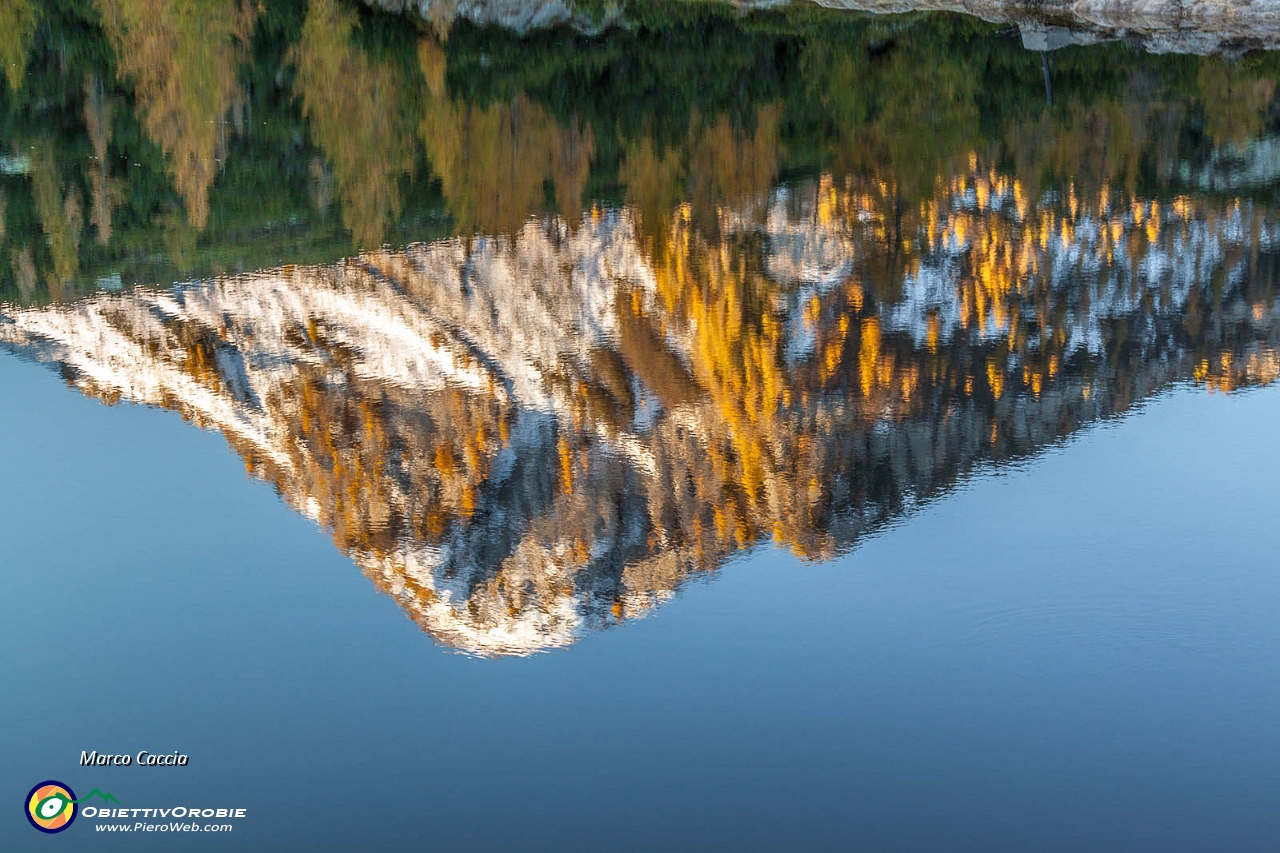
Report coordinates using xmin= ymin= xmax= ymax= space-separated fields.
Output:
xmin=4 ymin=1 xmax=1280 ymax=849
xmin=3 ymin=346 xmax=1279 ymax=852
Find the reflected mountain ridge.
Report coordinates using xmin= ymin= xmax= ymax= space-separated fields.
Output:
xmin=3 ymin=161 xmax=1277 ymax=655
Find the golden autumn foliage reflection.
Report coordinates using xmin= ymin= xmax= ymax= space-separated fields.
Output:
xmin=290 ymin=0 xmax=417 ymax=247
xmin=417 ymin=39 xmax=596 ymax=235
xmin=0 ymin=0 xmax=37 ymax=92
xmin=95 ymin=0 xmax=255 ymax=229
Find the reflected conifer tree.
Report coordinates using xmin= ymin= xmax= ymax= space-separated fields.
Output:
xmin=95 ymin=0 xmax=255 ymax=230
xmin=289 ymin=0 xmax=416 ymax=248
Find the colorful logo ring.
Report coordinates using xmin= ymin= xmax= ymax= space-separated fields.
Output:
xmin=26 ymin=780 xmax=77 ymax=833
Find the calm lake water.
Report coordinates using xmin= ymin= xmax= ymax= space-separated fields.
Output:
xmin=3 ymin=1 xmax=1280 ymax=850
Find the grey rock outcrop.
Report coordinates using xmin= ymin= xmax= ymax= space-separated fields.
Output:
xmin=363 ymin=0 xmax=623 ymax=35
xmin=361 ymin=0 xmax=1280 ymax=55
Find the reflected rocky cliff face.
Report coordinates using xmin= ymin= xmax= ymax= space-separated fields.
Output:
xmin=4 ymin=165 xmax=1278 ymax=654
xmin=2 ymin=0 xmax=1279 ymax=654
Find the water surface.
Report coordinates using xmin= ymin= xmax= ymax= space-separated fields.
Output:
xmin=2 ymin=1 xmax=1279 ymax=849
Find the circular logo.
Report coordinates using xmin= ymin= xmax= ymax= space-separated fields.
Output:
xmin=25 ymin=781 xmax=77 ymax=833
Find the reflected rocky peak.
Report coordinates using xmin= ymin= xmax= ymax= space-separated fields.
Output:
xmin=4 ymin=162 xmax=1278 ymax=654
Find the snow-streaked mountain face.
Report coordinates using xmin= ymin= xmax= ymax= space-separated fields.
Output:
xmin=3 ymin=166 xmax=1277 ymax=655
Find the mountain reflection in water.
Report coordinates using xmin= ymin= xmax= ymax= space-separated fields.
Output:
xmin=2 ymin=1 xmax=1279 ymax=654
xmin=4 ymin=167 xmax=1278 ymax=654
